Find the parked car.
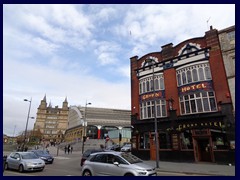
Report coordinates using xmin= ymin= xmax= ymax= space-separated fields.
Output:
xmin=28 ymin=150 xmax=54 ymax=164
xmin=82 ymin=151 xmax=156 ymax=176
xmin=81 ymin=149 xmax=104 ymax=166
xmin=4 ymin=152 xmax=45 ymax=172
xmin=120 ymin=143 xmax=131 ymax=152
xmin=106 ymin=144 xmax=121 ymax=151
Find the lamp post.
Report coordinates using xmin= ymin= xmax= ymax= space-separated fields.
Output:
xmin=82 ymin=101 xmax=91 ymax=153
xmin=145 ymin=58 xmax=160 ymax=168
xmin=23 ymin=98 xmax=34 ymax=147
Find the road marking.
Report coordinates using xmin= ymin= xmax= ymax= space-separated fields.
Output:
xmin=54 ymin=156 xmax=70 ymax=159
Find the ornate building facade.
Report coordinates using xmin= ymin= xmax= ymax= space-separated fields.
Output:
xmin=33 ymin=95 xmax=69 ymax=144
xmin=130 ymin=25 xmax=235 ymax=164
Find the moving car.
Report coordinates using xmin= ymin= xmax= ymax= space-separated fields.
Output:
xmin=28 ymin=150 xmax=54 ymax=164
xmin=81 ymin=149 xmax=104 ymax=166
xmin=120 ymin=143 xmax=131 ymax=152
xmin=4 ymin=152 xmax=45 ymax=172
xmin=82 ymin=151 xmax=156 ymax=176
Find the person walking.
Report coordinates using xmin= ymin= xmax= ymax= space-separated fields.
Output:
xmin=70 ymin=146 xmax=73 ymax=154
xmin=64 ymin=145 xmax=67 ymax=154
xmin=67 ymin=144 xmax=71 ymax=154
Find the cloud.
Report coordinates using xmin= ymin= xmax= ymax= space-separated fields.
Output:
xmin=3 ymin=4 xmax=235 ymax=136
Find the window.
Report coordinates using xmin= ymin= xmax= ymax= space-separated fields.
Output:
xmin=139 ymin=133 xmax=150 ymax=149
xmin=180 ymin=131 xmax=193 ymax=149
xmin=176 ymin=63 xmax=212 ymax=86
xmin=159 ymin=132 xmax=172 ymax=149
xmin=140 ymin=100 xmax=167 ymax=119
xmin=211 ymin=130 xmax=229 ymax=150
xmin=179 ymin=91 xmax=217 ymax=115
xmin=139 ymin=74 xmax=164 ymax=94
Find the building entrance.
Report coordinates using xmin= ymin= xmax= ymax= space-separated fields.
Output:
xmin=194 ymin=138 xmax=212 ymax=162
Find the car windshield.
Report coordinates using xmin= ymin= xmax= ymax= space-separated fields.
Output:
xmin=21 ymin=153 xmax=39 ymax=159
xmin=35 ymin=151 xmax=49 ymax=155
xmin=121 ymin=153 xmax=142 ymax=164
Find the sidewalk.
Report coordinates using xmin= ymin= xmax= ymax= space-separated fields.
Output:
xmin=144 ymin=160 xmax=235 ymax=176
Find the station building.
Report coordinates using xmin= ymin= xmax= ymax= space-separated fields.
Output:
xmin=130 ymin=26 xmax=235 ymax=164
xmin=64 ymin=106 xmax=131 ymax=144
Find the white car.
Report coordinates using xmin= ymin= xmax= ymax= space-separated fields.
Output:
xmin=82 ymin=151 xmax=156 ymax=176
xmin=121 ymin=144 xmax=131 ymax=152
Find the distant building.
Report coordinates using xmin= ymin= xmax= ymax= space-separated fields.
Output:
xmin=33 ymin=95 xmax=69 ymax=144
xmin=130 ymin=25 xmax=235 ymax=164
xmin=218 ymin=25 xmax=235 ymax=115
xmin=64 ymin=106 xmax=131 ymax=144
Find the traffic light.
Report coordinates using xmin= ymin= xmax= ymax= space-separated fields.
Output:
xmin=119 ymin=133 xmax=122 ymax=142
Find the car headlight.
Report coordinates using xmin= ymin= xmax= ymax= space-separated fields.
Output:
xmin=138 ymin=171 xmax=147 ymax=175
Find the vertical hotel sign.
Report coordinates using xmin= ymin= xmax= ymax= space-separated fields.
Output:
xmin=178 ymin=81 xmax=213 ymax=95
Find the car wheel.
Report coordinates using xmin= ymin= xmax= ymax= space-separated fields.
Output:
xmin=125 ymin=173 xmax=134 ymax=176
xmin=82 ymin=170 xmax=92 ymax=176
xmin=19 ymin=164 xmax=24 ymax=173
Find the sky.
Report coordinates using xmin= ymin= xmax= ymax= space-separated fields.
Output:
xmin=3 ymin=4 xmax=235 ymax=136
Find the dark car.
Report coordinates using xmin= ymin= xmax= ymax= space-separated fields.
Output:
xmin=28 ymin=150 xmax=54 ymax=164
xmin=81 ymin=149 xmax=104 ymax=166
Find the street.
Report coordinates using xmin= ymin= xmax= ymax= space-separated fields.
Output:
xmin=3 ymin=153 xmax=206 ymax=176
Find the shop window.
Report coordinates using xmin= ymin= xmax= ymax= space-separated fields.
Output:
xmin=180 ymin=131 xmax=193 ymax=149
xmin=159 ymin=132 xmax=172 ymax=149
xmin=211 ymin=131 xmax=229 ymax=150
xmin=139 ymin=133 xmax=150 ymax=149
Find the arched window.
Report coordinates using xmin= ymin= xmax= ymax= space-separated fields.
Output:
xmin=192 ymin=69 xmax=198 ymax=82
xmin=142 ymin=82 xmax=146 ymax=93
xmin=205 ymin=66 xmax=212 ymax=80
xmin=177 ymin=73 xmax=182 ymax=86
xmin=199 ymin=68 xmax=204 ymax=81
xmin=146 ymin=81 xmax=150 ymax=92
xmin=182 ymin=72 xmax=187 ymax=84
xmin=187 ymin=70 xmax=192 ymax=83
xmin=155 ymin=79 xmax=159 ymax=90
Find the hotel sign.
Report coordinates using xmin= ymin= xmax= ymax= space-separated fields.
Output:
xmin=167 ymin=121 xmax=223 ymax=132
xmin=140 ymin=90 xmax=165 ymax=101
xmin=178 ymin=81 xmax=213 ymax=95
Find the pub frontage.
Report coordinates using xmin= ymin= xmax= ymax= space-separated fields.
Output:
xmin=130 ymin=26 xmax=235 ymax=164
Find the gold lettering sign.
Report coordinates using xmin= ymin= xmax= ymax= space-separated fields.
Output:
xmin=141 ymin=92 xmax=162 ymax=101
xmin=181 ymin=82 xmax=208 ymax=93
xmin=176 ymin=121 xmax=222 ymax=131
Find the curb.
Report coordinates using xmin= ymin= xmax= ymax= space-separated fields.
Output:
xmin=156 ymin=169 xmax=229 ymax=176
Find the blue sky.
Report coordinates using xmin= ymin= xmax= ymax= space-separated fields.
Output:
xmin=3 ymin=4 xmax=235 ymax=136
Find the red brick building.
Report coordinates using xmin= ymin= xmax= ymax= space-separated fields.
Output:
xmin=130 ymin=26 xmax=235 ymax=164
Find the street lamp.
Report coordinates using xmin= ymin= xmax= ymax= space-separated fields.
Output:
xmin=145 ymin=58 xmax=160 ymax=168
xmin=82 ymin=101 xmax=91 ymax=153
xmin=23 ymin=98 xmax=34 ymax=147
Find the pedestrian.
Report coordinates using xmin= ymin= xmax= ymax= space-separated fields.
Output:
xmin=100 ymin=144 xmax=105 ymax=151
xmin=71 ymin=146 xmax=73 ymax=154
xmin=67 ymin=144 xmax=71 ymax=154
xmin=64 ymin=145 xmax=67 ymax=154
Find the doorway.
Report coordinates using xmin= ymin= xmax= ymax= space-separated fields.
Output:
xmin=195 ymin=138 xmax=212 ymax=162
